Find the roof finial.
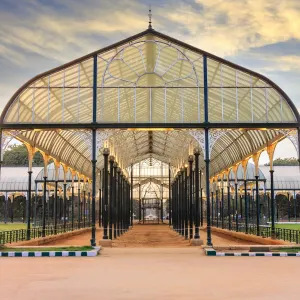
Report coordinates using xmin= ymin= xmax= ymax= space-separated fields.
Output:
xmin=148 ymin=5 xmax=152 ymax=29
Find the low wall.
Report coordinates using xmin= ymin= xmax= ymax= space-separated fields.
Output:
xmin=211 ymin=227 xmax=292 ymax=245
xmin=7 ymin=228 xmax=91 ymax=246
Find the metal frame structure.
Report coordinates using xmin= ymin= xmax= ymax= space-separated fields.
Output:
xmin=1 ymin=25 xmax=300 ymax=246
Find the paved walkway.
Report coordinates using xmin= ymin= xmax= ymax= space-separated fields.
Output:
xmin=44 ymin=225 xmax=258 ymax=247
xmin=1 ymin=247 xmax=300 ymax=300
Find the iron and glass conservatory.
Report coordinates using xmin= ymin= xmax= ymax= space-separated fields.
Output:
xmin=1 ymin=24 xmax=300 ymax=246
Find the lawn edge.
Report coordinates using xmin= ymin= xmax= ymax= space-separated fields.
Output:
xmin=204 ymin=248 xmax=300 ymax=257
xmin=0 ymin=246 xmax=101 ymax=257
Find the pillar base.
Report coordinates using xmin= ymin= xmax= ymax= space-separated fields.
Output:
xmin=99 ymin=239 xmax=113 ymax=247
xmin=190 ymin=239 xmax=204 ymax=246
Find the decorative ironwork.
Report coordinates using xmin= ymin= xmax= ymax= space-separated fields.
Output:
xmin=277 ymin=129 xmax=299 ymax=158
xmin=209 ymin=129 xmax=228 ymax=158
xmin=189 ymin=129 xmax=205 ymax=155
xmin=189 ymin=129 xmax=228 ymax=159
xmin=1 ymin=130 xmax=22 ymax=161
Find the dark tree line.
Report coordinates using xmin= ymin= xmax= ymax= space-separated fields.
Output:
xmin=264 ymin=157 xmax=299 ymax=166
xmin=2 ymin=144 xmax=43 ymax=167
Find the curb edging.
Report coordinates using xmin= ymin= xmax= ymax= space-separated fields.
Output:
xmin=204 ymin=248 xmax=300 ymax=257
xmin=0 ymin=246 xmax=101 ymax=257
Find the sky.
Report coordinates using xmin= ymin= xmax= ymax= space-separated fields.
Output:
xmin=0 ymin=0 xmax=299 ymax=163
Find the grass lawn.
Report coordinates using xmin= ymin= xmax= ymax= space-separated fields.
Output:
xmin=0 ymin=246 xmax=94 ymax=252
xmin=275 ymin=224 xmax=300 ymax=231
xmin=271 ymin=247 xmax=300 ymax=253
xmin=0 ymin=223 xmax=27 ymax=231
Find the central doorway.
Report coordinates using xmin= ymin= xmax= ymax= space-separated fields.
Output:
xmin=141 ymin=198 xmax=164 ymax=224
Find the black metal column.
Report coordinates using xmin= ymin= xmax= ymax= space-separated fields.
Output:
xmin=113 ymin=162 xmax=117 ymax=239
xmin=54 ymin=180 xmax=58 ymax=233
xmin=161 ymin=184 xmax=163 ymax=223
xmin=221 ymin=186 xmax=224 ymax=228
xmin=42 ymin=176 xmax=47 ymax=237
xmin=270 ymin=169 xmax=275 ymax=238
xmin=227 ymin=183 xmax=231 ymax=230
xmin=63 ymin=183 xmax=67 ymax=231
xmin=211 ymin=191 xmax=214 ymax=226
xmin=117 ymin=168 xmax=121 ymax=236
xmin=102 ymin=148 xmax=109 ymax=239
xmin=205 ymin=129 xmax=212 ymax=246
xmin=171 ymin=182 xmax=175 ymax=229
xmin=179 ymin=170 xmax=183 ymax=236
xmin=244 ymin=180 xmax=248 ymax=234
xmin=83 ymin=189 xmax=86 ymax=228
xmin=175 ymin=176 xmax=179 ymax=232
xmin=169 ymin=163 xmax=172 ymax=226
xmin=235 ymin=182 xmax=238 ymax=231
xmin=188 ymin=155 xmax=193 ymax=239
xmin=255 ymin=175 xmax=260 ymax=236
xmin=109 ymin=156 xmax=114 ymax=239
xmin=138 ymin=183 xmax=141 ymax=223
xmin=184 ymin=167 xmax=188 ymax=239
xmin=77 ymin=183 xmax=81 ymax=229
xmin=200 ymin=187 xmax=203 ymax=227
xmin=120 ymin=171 xmax=124 ymax=234
xmin=71 ymin=185 xmax=74 ymax=230
xmin=194 ymin=150 xmax=200 ymax=239
xmin=88 ymin=192 xmax=91 ymax=226
xmin=216 ymin=189 xmax=219 ymax=228
xmin=99 ymin=170 xmax=102 ymax=227
xmin=91 ymin=129 xmax=97 ymax=245
xmin=26 ymin=171 xmax=32 ymax=240
xmin=130 ymin=163 xmax=133 ymax=227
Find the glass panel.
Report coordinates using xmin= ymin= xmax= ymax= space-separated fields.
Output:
xmin=238 ymin=88 xmax=252 ymax=122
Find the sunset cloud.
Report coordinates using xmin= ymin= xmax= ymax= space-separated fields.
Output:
xmin=0 ymin=0 xmax=300 ymax=114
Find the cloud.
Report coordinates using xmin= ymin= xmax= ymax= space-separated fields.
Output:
xmin=1 ymin=0 xmax=300 ymax=112
xmin=163 ymin=0 xmax=300 ymax=57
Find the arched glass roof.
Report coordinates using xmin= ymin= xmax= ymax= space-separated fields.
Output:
xmin=2 ymin=28 xmax=298 ymax=125
xmin=1 ymin=28 xmax=299 ymax=178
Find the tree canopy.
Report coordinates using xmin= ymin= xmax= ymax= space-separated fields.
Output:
xmin=2 ymin=144 xmax=44 ymax=167
xmin=264 ymin=157 xmax=299 ymax=166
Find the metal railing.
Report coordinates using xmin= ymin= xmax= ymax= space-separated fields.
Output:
xmin=0 ymin=222 xmax=90 ymax=245
xmin=214 ymin=219 xmax=300 ymax=244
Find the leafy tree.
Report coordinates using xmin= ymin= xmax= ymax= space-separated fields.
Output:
xmin=2 ymin=144 xmax=43 ymax=167
xmin=264 ymin=157 xmax=299 ymax=166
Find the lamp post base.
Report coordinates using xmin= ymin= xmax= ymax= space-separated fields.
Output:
xmin=190 ymin=239 xmax=204 ymax=246
xmin=99 ymin=239 xmax=113 ymax=247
